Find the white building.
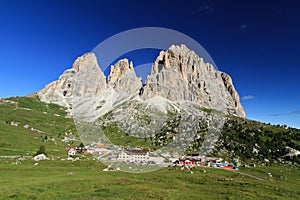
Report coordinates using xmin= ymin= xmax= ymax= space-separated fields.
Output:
xmin=118 ymin=149 xmax=149 ymax=163
xmin=68 ymin=148 xmax=76 ymax=156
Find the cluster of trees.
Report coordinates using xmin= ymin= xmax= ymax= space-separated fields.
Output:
xmin=213 ymin=117 xmax=300 ymax=165
xmin=101 ymin=110 xmax=300 ymax=165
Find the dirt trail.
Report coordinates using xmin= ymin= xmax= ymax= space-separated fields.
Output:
xmin=231 ymin=170 xmax=266 ymax=181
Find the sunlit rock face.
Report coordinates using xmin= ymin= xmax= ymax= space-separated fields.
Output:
xmin=108 ymin=59 xmax=142 ymax=94
xmin=38 ymin=53 xmax=106 ymax=108
xmin=38 ymin=45 xmax=245 ymax=118
xmin=141 ymin=45 xmax=245 ymax=117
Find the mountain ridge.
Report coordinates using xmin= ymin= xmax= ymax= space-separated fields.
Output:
xmin=37 ymin=44 xmax=245 ymax=118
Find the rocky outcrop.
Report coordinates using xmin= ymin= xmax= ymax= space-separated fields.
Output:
xmin=220 ymin=72 xmax=245 ymax=117
xmin=140 ymin=45 xmax=245 ymax=117
xmin=108 ymin=59 xmax=133 ymax=83
xmin=38 ymin=53 xmax=106 ymax=107
xmin=108 ymin=59 xmax=142 ymax=94
xmin=38 ymin=44 xmax=245 ymax=117
xmin=72 ymin=53 xmax=107 ymax=97
xmin=38 ymin=68 xmax=76 ymax=107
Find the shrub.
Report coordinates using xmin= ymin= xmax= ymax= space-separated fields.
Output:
xmin=35 ymin=145 xmax=46 ymax=156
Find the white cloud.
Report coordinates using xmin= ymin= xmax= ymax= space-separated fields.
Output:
xmin=271 ymin=109 xmax=300 ymax=116
xmin=242 ymin=95 xmax=255 ymax=100
xmin=193 ymin=2 xmax=214 ymax=15
xmin=240 ymin=24 xmax=247 ymax=34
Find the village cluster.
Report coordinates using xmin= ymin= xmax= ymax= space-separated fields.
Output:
xmin=66 ymin=143 xmax=239 ymax=170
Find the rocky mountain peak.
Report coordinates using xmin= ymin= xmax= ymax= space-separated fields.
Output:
xmin=168 ymin=44 xmax=199 ymax=60
xmin=37 ymin=44 xmax=245 ymax=118
xmin=108 ymin=59 xmax=134 ymax=84
xmin=108 ymin=59 xmax=142 ymax=93
xmin=38 ymin=52 xmax=106 ymax=108
xmin=141 ymin=44 xmax=245 ymax=117
xmin=72 ymin=52 xmax=100 ymax=72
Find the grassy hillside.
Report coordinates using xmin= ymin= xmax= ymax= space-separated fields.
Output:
xmin=1 ymin=96 xmax=299 ymax=162
xmin=213 ymin=116 xmax=300 ymax=165
xmin=101 ymin=109 xmax=300 ymax=165
xmin=0 ymin=97 xmax=299 ymax=199
xmin=0 ymin=97 xmax=76 ymax=157
xmin=0 ymin=159 xmax=299 ymax=199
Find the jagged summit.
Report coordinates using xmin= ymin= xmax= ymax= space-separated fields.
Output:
xmin=38 ymin=52 xmax=106 ymax=108
xmin=141 ymin=45 xmax=245 ymax=117
xmin=169 ymin=44 xmax=204 ymax=62
xmin=108 ymin=59 xmax=142 ymax=93
xmin=37 ymin=45 xmax=245 ymax=118
xmin=108 ymin=59 xmax=134 ymax=83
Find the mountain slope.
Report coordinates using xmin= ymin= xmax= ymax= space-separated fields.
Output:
xmin=37 ymin=44 xmax=245 ymax=118
xmin=0 ymin=97 xmax=76 ymax=157
xmin=28 ymin=44 xmax=300 ymax=165
xmin=0 ymin=97 xmax=299 ymax=165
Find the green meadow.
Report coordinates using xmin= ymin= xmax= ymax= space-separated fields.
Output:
xmin=0 ymin=97 xmax=299 ymax=199
xmin=0 ymin=159 xmax=300 ymax=200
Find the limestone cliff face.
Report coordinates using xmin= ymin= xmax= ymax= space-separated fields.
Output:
xmin=140 ymin=45 xmax=245 ymax=117
xmin=108 ymin=59 xmax=142 ymax=94
xmin=108 ymin=59 xmax=133 ymax=83
xmin=37 ymin=44 xmax=245 ymax=117
xmin=37 ymin=68 xmax=76 ymax=107
xmin=38 ymin=53 xmax=106 ymax=107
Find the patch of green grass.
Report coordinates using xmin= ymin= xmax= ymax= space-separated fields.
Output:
xmin=102 ymin=124 xmax=155 ymax=149
xmin=199 ymin=107 xmax=213 ymax=114
xmin=0 ymin=159 xmax=299 ymax=199
xmin=0 ymin=97 xmax=300 ymax=199
xmin=0 ymin=97 xmax=76 ymax=157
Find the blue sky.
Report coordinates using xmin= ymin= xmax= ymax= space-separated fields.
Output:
xmin=0 ymin=0 xmax=299 ymax=128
